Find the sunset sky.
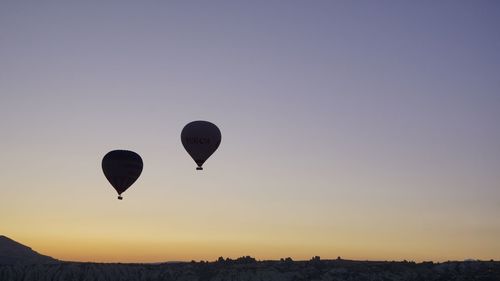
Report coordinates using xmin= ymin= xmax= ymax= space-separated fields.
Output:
xmin=1 ymin=1 xmax=499 ymax=263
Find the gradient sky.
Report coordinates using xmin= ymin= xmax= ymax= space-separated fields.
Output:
xmin=1 ymin=0 xmax=499 ymax=263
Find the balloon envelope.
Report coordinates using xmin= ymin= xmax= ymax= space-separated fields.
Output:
xmin=102 ymin=150 xmax=143 ymax=199
xmin=181 ymin=121 xmax=221 ymax=170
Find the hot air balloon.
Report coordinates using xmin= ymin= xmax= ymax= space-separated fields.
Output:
xmin=181 ymin=121 xmax=221 ymax=170
xmin=102 ymin=150 xmax=143 ymax=200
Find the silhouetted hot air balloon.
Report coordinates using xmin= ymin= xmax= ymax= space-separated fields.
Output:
xmin=102 ymin=150 xmax=143 ymax=200
xmin=181 ymin=121 xmax=221 ymax=170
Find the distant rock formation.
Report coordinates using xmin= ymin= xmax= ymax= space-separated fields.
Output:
xmin=0 ymin=235 xmax=56 ymax=265
xmin=1 ymin=236 xmax=499 ymax=280
xmin=1 ymin=259 xmax=499 ymax=281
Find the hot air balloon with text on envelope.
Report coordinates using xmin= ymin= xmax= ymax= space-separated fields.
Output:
xmin=181 ymin=121 xmax=221 ymax=170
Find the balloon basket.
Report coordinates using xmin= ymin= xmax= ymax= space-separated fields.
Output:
xmin=118 ymin=195 xmax=123 ymax=200
xmin=196 ymin=167 xmax=203 ymax=170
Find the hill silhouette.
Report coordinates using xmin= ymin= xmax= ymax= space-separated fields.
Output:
xmin=0 ymin=235 xmax=56 ymax=264
xmin=1 ymin=235 xmax=499 ymax=280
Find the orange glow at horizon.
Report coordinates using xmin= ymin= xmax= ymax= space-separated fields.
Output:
xmin=1 ymin=0 xmax=500 ymax=265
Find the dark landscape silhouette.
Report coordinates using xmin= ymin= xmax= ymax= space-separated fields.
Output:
xmin=1 ymin=235 xmax=499 ymax=281
xmin=0 ymin=236 xmax=56 ymax=265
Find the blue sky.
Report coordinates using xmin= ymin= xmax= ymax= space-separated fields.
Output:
xmin=1 ymin=1 xmax=499 ymax=262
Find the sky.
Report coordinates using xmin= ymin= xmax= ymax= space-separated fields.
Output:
xmin=1 ymin=0 xmax=499 ymax=263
